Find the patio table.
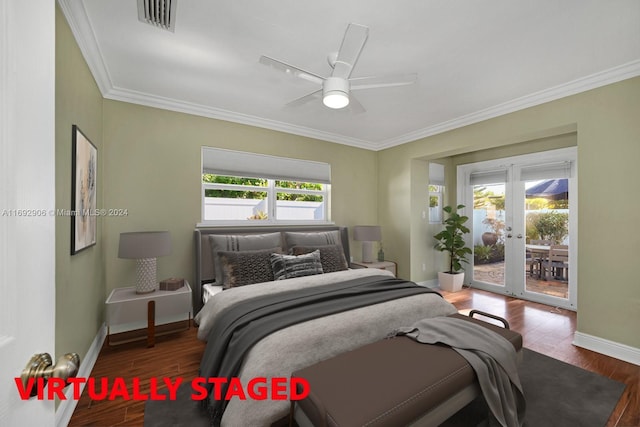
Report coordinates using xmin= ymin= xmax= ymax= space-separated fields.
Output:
xmin=525 ymin=244 xmax=568 ymax=280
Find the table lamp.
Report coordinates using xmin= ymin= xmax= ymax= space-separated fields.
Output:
xmin=118 ymin=231 xmax=171 ymax=294
xmin=353 ymin=225 xmax=382 ymax=263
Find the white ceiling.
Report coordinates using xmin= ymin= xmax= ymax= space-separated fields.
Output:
xmin=59 ymin=0 xmax=640 ymax=150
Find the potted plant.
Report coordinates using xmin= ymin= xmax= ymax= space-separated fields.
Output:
xmin=434 ymin=204 xmax=472 ymax=292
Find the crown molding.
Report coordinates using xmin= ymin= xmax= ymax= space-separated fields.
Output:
xmin=57 ymin=0 xmax=113 ymax=95
xmin=104 ymin=86 xmax=374 ymax=150
xmin=59 ymin=0 xmax=640 ymax=152
xmin=376 ymin=59 xmax=640 ymax=150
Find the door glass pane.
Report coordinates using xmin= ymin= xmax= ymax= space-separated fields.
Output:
xmin=473 ymin=183 xmax=506 ymax=286
xmin=524 ymin=178 xmax=569 ymax=299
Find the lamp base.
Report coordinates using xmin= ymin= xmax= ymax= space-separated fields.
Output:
xmin=135 ymin=258 xmax=157 ymax=294
xmin=361 ymin=241 xmax=375 ymax=263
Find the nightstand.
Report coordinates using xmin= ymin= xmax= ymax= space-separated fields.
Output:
xmin=351 ymin=260 xmax=397 ymax=277
xmin=105 ymin=281 xmax=192 ymax=347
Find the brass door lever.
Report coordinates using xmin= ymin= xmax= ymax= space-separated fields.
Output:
xmin=21 ymin=353 xmax=80 ymax=397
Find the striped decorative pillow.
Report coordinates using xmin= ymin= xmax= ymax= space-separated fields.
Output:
xmin=270 ymin=250 xmax=324 ymax=280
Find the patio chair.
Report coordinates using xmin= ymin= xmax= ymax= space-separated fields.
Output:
xmin=543 ymin=245 xmax=569 ymax=281
xmin=525 ymin=248 xmax=540 ymax=278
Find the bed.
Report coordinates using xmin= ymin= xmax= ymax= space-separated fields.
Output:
xmin=193 ymin=225 xmax=458 ymax=426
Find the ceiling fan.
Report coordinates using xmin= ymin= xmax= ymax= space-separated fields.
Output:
xmin=259 ymin=23 xmax=417 ymax=112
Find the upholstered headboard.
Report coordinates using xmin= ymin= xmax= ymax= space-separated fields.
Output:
xmin=194 ymin=225 xmax=351 ymax=313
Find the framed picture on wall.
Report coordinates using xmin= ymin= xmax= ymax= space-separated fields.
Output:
xmin=71 ymin=125 xmax=97 ymax=255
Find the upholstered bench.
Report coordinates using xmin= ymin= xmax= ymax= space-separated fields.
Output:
xmin=291 ymin=311 xmax=522 ymax=427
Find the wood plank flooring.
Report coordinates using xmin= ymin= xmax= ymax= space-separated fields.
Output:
xmin=68 ymin=287 xmax=640 ymax=427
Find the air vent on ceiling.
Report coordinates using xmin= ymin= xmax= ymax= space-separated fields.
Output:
xmin=137 ymin=0 xmax=177 ymax=32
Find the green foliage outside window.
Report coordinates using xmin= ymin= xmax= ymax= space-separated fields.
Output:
xmin=275 ymin=180 xmax=323 ymax=201
xmin=203 ymin=174 xmax=323 ymax=201
xmin=526 ymin=211 xmax=569 ymax=244
xmin=473 ymin=186 xmax=505 ymax=210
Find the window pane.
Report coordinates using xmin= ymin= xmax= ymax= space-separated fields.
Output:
xmin=201 ymin=169 xmax=328 ymax=223
xmin=276 ymin=194 xmax=325 ymax=221
xmin=429 ymin=194 xmax=441 ymax=223
xmin=203 ymin=193 xmax=268 ymax=221
xmin=202 ymin=174 xmax=269 ymax=220
xmin=472 ymin=184 xmax=506 ymax=287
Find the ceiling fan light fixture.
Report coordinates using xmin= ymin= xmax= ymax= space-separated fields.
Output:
xmin=322 ymin=77 xmax=350 ymax=109
xmin=323 ymin=91 xmax=349 ymax=109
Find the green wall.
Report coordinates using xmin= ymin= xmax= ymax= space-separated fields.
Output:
xmin=101 ymin=101 xmax=378 ymax=295
xmin=55 ymin=7 xmax=105 ymax=358
xmin=378 ymin=77 xmax=640 ymax=349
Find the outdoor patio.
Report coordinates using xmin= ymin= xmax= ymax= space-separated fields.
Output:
xmin=473 ymin=261 xmax=568 ymax=299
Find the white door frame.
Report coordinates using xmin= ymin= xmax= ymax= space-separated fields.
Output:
xmin=457 ymin=147 xmax=578 ymax=310
xmin=0 ymin=1 xmax=57 ymax=425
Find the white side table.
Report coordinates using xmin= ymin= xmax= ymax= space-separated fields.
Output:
xmin=351 ymin=260 xmax=397 ymax=277
xmin=105 ymin=281 xmax=192 ymax=347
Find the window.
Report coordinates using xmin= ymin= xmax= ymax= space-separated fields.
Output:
xmin=428 ymin=163 xmax=445 ymax=223
xmin=201 ymin=148 xmax=330 ymax=224
xmin=428 ymin=185 xmax=443 ymax=223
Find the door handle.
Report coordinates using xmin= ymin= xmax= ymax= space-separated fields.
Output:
xmin=506 ymin=233 xmax=512 ymax=238
xmin=516 ymin=234 xmax=523 ymax=239
xmin=21 ymin=352 xmax=80 ymax=397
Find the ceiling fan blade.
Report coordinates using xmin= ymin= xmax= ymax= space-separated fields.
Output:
xmin=285 ymin=89 xmax=322 ymax=108
xmin=332 ymin=23 xmax=369 ymax=79
xmin=350 ymin=73 xmax=418 ymax=90
xmin=347 ymin=94 xmax=366 ymax=114
xmin=259 ymin=55 xmax=325 ymax=85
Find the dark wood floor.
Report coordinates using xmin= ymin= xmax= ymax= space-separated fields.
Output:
xmin=68 ymin=287 xmax=640 ymax=427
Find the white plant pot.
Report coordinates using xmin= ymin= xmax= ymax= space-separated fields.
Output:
xmin=438 ymin=271 xmax=465 ymax=292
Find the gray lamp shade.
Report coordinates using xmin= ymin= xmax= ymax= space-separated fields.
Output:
xmin=118 ymin=231 xmax=171 ymax=259
xmin=353 ymin=226 xmax=382 ymax=242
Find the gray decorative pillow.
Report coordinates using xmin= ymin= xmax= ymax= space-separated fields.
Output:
xmin=270 ymin=250 xmax=324 ymax=280
xmin=284 ymin=230 xmax=342 ymax=250
xmin=218 ymin=247 xmax=282 ymax=289
xmin=209 ymin=233 xmax=282 ymax=284
xmin=290 ymin=245 xmax=348 ymax=273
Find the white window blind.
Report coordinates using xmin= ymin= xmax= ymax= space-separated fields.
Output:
xmin=520 ymin=161 xmax=572 ymax=181
xmin=429 ymin=162 xmax=445 ymax=186
xmin=469 ymin=169 xmax=507 ymax=186
xmin=202 ymin=147 xmax=331 ymax=183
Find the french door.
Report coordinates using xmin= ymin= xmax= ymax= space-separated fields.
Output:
xmin=457 ymin=148 xmax=577 ymax=310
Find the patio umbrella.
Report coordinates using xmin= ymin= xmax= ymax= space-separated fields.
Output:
xmin=525 ymin=178 xmax=568 ymax=200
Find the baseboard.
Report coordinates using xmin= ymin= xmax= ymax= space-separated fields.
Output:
xmin=573 ymin=331 xmax=640 ymax=366
xmin=56 ymin=323 xmax=107 ymax=427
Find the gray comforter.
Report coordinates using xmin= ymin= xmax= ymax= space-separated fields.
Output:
xmin=201 ymin=274 xmax=443 ymax=425
xmin=194 ymin=269 xmax=458 ymax=426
